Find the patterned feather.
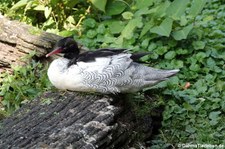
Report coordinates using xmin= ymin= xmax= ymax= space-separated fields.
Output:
xmin=47 ymin=53 xmax=179 ymax=94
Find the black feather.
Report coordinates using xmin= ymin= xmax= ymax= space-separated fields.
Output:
xmin=76 ymin=48 xmax=126 ymax=62
xmin=53 ymin=37 xmax=152 ymax=67
xmin=130 ymin=52 xmax=152 ymax=63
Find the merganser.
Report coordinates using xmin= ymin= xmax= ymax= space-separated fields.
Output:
xmin=46 ymin=37 xmax=179 ymax=94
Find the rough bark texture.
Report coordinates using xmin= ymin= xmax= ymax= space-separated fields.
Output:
xmin=0 ymin=14 xmax=62 ymax=73
xmin=0 ymin=92 xmax=148 ymax=149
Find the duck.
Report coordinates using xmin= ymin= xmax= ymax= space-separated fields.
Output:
xmin=46 ymin=37 xmax=179 ymax=94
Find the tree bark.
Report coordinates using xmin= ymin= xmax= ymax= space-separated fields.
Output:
xmin=0 ymin=92 xmax=151 ymax=149
xmin=0 ymin=14 xmax=61 ymax=72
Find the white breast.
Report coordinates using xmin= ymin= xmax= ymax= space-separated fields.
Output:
xmin=47 ymin=58 xmax=84 ymax=91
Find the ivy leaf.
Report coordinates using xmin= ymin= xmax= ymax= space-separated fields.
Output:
xmin=166 ymin=0 xmax=189 ymax=19
xmin=172 ymin=24 xmax=193 ymax=40
xmin=150 ymin=18 xmax=173 ymax=37
xmin=189 ymin=0 xmax=207 ymax=17
xmin=106 ymin=0 xmax=127 ymax=16
xmin=89 ymin=0 xmax=107 ymax=12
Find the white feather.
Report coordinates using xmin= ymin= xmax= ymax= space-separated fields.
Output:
xmin=47 ymin=53 xmax=179 ymax=93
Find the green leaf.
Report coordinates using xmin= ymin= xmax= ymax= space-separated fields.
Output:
xmin=192 ymin=41 xmax=205 ymax=50
xmin=86 ymin=30 xmax=97 ymax=38
xmin=89 ymin=0 xmax=107 ymax=12
xmin=140 ymin=19 xmax=154 ymax=38
xmin=196 ymin=52 xmax=206 ymax=62
xmin=134 ymin=7 xmax=150 ymax=16
xmin=66 ymin=16 xmax=75 ymax=24
xmin=33 ymin=5 xmax=45 ymax=11
xmin=121 ymin=17 xmax=142 ymax=39
xmin=108 ymin=21 xmax=125 ymax=34
xmin=216 ymin=80 xmax=224 ymax=92
xmin=10 ymin=0 xmax=28 ymax=10
xmin=183 ymin=102 xmax=193 ymax=111
xmin=96 ymin=24 xmax=106 ymax=34
xmin=189 ymin=0 xmax=207 ymax=17
xmin=194 ymin=80 xmax=207 ymax=93
xmin=206 ymin=58 xmax=216 ymax=67
xmin=171 ymin=60 xmax=183 ymax=68
xmin=150 ymin=18 xmax=173 ymax=37
xmin=44 ymin=6 xmax=52 ymax=19
xmin=122 ymin=11 xmax=133 ymax=20
xmin=106 ymin=0 xmax=127 ymax=16
xmin=135 ymin=0 xmax=154 ymax=9
xmin=180 ymin=15 xmax=188 ymax=26
xmin=176 ymin=48 xmax=188 ymax=55
xmin=209 ymin=111 xmax=221 ymax=126
xmin=164 ymin=51 xmax=176 ymax=60
xmin=141 ymin=38 xmax=150 ymax=49
xmin=156 ymin=46 xmax=168 ymax=55
xmin=172 ymin=24 xmax=193 ymax=40
xmin=166 ymin=0 xmax=189 ymax=19
xmin=185 ymin=125 xmax=196 ymax=133
xmin=153 ymin=1 xmax=170 ymax=18
xmin=83 ymin=18 xmax=96 ymax=28
xmin=58 ymin=30 xmax=75 ymax=37
xmin=189 ymin=63 xmax=200 ymax=72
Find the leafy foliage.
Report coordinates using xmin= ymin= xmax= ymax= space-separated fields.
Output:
xmin=0 ymin=53 xmax=52 ymax=113
xmin=0 ymin=0 xmax=225 ymax=147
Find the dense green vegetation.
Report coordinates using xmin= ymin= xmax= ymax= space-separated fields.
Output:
xmin=0 ymin=0 xmax=224 ymax=148
xmin=0 ymin=52 xmax=52 ymax=113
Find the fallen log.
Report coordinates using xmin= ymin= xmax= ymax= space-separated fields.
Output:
xmin=0 ymin=91 xmax=156 ymax=148
xmin=0 ymin=92 xmax=138 ymax=148
xmin=0 ymin=14 xmax=90 ymax=73
xmin=0 ymin=14 xmax=61 ymax=72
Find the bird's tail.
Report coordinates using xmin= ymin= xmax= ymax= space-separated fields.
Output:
xmin=144 ymin=68 xmax=180 ymax=81
xmin=160 ymin=69 xmax=180 ymax=79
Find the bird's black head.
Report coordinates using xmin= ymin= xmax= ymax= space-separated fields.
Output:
xmin=46 ymin=36 xmax=80 ymax=59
